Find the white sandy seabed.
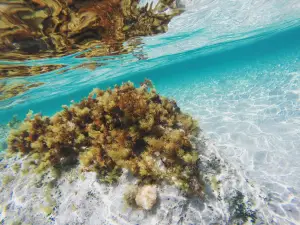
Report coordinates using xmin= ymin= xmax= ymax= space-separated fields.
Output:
xmin=0 ymin=132 xmax=298 ymax=225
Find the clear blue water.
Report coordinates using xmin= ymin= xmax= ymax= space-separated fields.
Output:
xmin=1 ymin=0 xmax=300 ymax=224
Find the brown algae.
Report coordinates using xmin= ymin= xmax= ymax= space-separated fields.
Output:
xmin=7 ymin=80 xmax=203 ymax=195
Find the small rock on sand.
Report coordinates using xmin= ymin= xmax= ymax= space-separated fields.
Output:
xmin=135 ymin=185 xmax=157 ymax=210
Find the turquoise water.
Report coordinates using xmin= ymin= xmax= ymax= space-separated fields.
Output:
xmin=1 ymin=0 xmax=300 ymax=224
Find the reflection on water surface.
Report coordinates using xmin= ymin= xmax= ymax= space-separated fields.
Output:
xmin=0 ymin=0 xmax=182 ymax=61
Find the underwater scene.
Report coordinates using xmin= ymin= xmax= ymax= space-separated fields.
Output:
xmin=0 ymin=0 xmax=300 ymax=224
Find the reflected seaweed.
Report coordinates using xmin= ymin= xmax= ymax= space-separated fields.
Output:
xmin=0 ymin=80 xmax=44 ymax=100
xmin=0 ymin=64 xmax=64 ymax=78
xmin=0 ymin=0 xmax=183 ymax=61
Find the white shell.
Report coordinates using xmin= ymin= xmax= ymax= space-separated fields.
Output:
xmin=135 ymin=185 xmax=157 ymax=210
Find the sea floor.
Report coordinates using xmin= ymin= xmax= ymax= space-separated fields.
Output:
xmin=0 ymin=135 xmax=278 ymax=225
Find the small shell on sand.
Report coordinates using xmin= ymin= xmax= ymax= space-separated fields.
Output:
xmin=135 ymin=185 xmax=157 ymax=210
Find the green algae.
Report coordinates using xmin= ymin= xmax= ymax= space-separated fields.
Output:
xmin=210 ymin=176 xmax=220 ymax=191
xmin=11 ymin=163 xmax=20 ymax=173
xmin=41 ymin=206 xmax=53 ymax=216
xmin=9 ymin=220 xmax=22 ymax=225
xmin=2 ymin=175 xmax=14 ymax=185
xmin=71 ymin=204 xmax=77 ymax=212
xmin=7 ymin=115 xmax=21 ymax=129
xmin=123 ymin=185 xmax=138 ymax=208
xmin=229 ymin=191 xmax=257 ymax=224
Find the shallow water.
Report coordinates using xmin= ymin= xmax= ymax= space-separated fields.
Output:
xmin=1 ymin=0 xmax=300 ymax=224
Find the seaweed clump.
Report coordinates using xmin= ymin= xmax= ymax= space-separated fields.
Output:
xmin=7 ymin=80 xmax=202 ymax=194
xmin=228 ymin=191 xmax=257 ymax=224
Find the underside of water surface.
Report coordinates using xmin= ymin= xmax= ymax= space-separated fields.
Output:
xmin=1 ymin=0 xmax=300 ymax=224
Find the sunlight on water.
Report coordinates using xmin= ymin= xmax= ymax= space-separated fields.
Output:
xmin=1 ymin=0 xmax=300 ymax=108
xmin=158 ymin=47 xmax=300 ymax=224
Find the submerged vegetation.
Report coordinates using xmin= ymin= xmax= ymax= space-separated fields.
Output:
xmin=0 ymin=0 xmax=183 ymax=62
xmin=229 ymin=191 xmax=257 ymax=224
xmin=7 ymin=80 xmax=203 ymax=195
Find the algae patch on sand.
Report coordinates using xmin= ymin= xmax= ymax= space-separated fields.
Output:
xmin=6 ymin=80 xmax=204 ymax=209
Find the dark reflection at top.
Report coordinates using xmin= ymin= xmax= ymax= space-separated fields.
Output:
xmin=0 ymin=0 xmax=183 ymax=61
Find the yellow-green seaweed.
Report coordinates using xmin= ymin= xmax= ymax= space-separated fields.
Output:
xmin=11 ymin=163 xmax=20 ymax=173
xmin=123 ymin=185 xmax=138 ymax=208
xmin=9 ymin=220 xmax=22 ymax=225
xmin=7 ymin=80 xmax=203 ymax=194
xmin=2 ymin=175 xmax=14 ymax=185
xmin=41 ymin=206 xmax=53 ymax=216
